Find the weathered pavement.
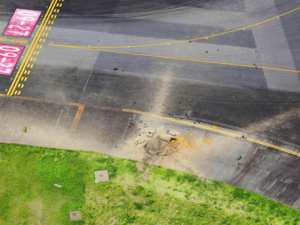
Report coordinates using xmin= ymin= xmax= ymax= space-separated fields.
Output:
xmin=0 ymin=0 xmax=300 ymax=209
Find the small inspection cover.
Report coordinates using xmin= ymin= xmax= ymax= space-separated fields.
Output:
xmin=94 ymin=170 xmax=109 ymax=183
xmin=69 ymin=211 xmax=82 ymax=221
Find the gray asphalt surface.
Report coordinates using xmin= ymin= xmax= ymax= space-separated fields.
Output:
xmin=0 ymin=0 xmax=300 ymax=209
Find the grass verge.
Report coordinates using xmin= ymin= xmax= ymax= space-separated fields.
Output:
xmin=0 ymin=143 xmax=299 ymax=224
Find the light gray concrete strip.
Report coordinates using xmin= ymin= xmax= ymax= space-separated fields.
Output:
xmin=244 ymin=0 xmax=300 ymax=93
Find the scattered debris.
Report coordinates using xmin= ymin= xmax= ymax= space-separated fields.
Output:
xmin=54 ymin=184 xmax=62 ymax=188
xmin=134 ymin=140 xmax=145 ymax=146
xmin=167 ymin=130 xmax=176 ymax=136
xmin=113 ymin=67 xmax=118 ymax=71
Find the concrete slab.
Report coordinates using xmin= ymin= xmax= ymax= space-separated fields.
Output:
xmin=94 ymin=170 xmax=110 ymax=183
xmin=69 ymin=211 xmax=82 ymax=221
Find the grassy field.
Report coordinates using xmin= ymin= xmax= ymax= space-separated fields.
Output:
xmin=0 ymin=143 xmax=299 ymax=224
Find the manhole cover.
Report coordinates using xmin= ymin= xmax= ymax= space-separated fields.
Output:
xmin=70 ymin=211 xmax=82 ymax=221
xmin=94 ymin=170 xmax=109 ymax=183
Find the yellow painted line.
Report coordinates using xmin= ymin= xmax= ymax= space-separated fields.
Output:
xmin=49 ymin=44 xmax=300 ymax=74
xmin=0 ymin=93 xmax=298 ymax=157
xmin=17 ymin=84 xmax=21 ymax=88
xmin=11 ymin=39 xmax=28 ymax=44
xmin=122 ymin=108 xmax=300 ymax=157
xmin=76 ymin=6 xmax=300 ymax=49
xmin=27 ymin=71 xmax=31 ymax=75
xmin=0 ymin=37 xmax=28 ymax=44
xmin=24 ymin=77 xmax=28 ymax=81
xmin=7 ymin=0 xmax=58 ymax=96
xmin=21 ymin=77 xmax=24 ymax=81
xmin=70 ymin=105 xmax=85 ymax=132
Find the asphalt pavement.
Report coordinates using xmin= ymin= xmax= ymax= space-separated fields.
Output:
xmin=0 ymin=0 xmax=300 ymax=208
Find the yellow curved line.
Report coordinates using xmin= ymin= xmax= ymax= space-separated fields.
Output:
xmin=84 ymin=6 xmax=300 ymax=49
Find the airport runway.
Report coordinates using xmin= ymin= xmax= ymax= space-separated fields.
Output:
xmin=0 ymin=0 xmax=300 ymax=208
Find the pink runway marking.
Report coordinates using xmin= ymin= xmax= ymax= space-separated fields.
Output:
xmin=0 ymin=44 xmax=24 ymax=76
xmin=3 ymin=9 xmax=42 ymax=38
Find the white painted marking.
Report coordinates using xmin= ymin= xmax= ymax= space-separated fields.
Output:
xmin=1 ymin=57 xmax=7 ymax=63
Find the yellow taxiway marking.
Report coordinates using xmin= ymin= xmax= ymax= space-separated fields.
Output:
xmin=49 ymin=44 xmax=300 ymax=74
xmin=69 ymin=6 xmax=300 ymax=49
xmin=0 ymin=37 xmax=28 ymax=44
xmin=122 ymin=109 xmax=300 ymax=157
xmin=7 ymin=0 xmax=61 ymax=96
xmin=0 ymin=93 xmax=298 ymax=157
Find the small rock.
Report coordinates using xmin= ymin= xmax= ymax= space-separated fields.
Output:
xmin=237 ymin=155 xmax=242 ymax=160
xmin=113 ymin=67 xmax=118 ymax=71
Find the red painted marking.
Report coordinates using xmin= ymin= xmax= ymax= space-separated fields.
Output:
xmin=3 ymin=9 xmax=41 ymax=38
xmin=0 ymin=44 xmax=24 ymax=76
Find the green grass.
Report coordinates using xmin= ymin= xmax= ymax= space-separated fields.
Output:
xmin=0 ymin=143 xmax=299 ymax=224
